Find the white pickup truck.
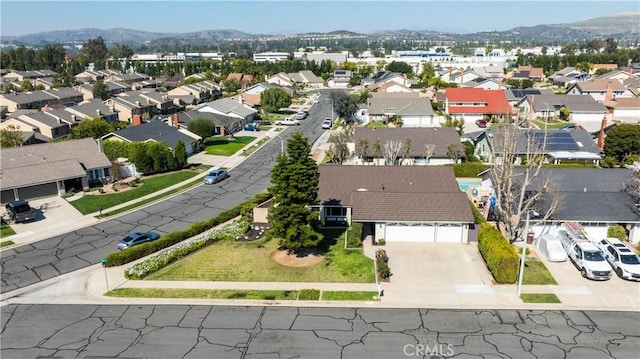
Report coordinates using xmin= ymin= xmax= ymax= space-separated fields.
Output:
xmin=275 ymin=118 xmax=300 ymax=126
xmin=559 ymin=222 xmax=611 ymax=281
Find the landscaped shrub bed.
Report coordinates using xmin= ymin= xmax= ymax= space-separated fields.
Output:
xmin=452 ymin=163 xmax=490 ymax=178
xmin=346 ymin=222 xmax=363 ymax=248
xmin=477 ymin=223 xmax=519 ymax=284
xmin=297 ymin=289 xmax=321 ymax=300
xmin=125 ymin=220 xmax=249 ymax=279
xmin=375 ymin=249 xmax=392 ymax=280
xmin=104 ymin=192 xmax=272 ymax=267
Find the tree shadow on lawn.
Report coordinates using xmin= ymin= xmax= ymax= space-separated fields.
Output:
xmin=277 ymin=228 xmax=341 ymax=258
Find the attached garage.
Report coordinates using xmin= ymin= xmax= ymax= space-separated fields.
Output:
xmin=436 ymin=224 xmax=465 ymax=243
xmin=17 ymin=183 xmax=59 ymax=200
xmin=385 ymin=223 xmax=435 ymax=243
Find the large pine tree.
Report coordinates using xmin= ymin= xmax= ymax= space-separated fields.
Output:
xmin=268 ymin=131 xmax=322 ymax=253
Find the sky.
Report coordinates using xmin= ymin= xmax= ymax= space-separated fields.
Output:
xmin=1 ymin=1 xmax=639 ymax=37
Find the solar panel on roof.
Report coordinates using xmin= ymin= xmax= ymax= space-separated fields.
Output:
xmin=534 ymin=131 xmax=580 ymax=151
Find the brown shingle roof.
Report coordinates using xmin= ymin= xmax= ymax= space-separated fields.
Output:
xmin=352 ymin=192 xmax=473 ymax=222
xmin=354 ymin=127 xmax=460 ymax=158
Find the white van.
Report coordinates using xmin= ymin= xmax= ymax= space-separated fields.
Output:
xmin=535 ymin=234 xmax=568 ymax=262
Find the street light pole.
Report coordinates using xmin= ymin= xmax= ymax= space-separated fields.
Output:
xmin=516 ymin=211 xmax=530 ymax=298
xmin=277 ymin=135 xmax=284 ymax=154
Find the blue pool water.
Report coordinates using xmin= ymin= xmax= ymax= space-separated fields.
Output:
xmin=457 ymin=180 xmax=482 ymax=191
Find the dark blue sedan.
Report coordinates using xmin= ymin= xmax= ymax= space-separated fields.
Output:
xmin=117 ymin=232 xmax=161 ymax=250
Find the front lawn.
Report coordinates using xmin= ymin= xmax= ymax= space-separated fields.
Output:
xmin=521 ymin=293 xmax=561 ymax=303
xmin=71 ymin=170 xmax=199 ymax=215
xmin=523 ymin=259 xmax=558 ymax=285
xmin=1 ymin=219 xmax=16 ymax=238
xmin=322 ymin=291 xmax=378 ymax=301
xmin=364 ymin=121 xmax=387 ymax=128
xmin=106 ymin=288 xmax=297 ymax=300
xmin=530 ymin=119 xmax=574 ymax=130
xmin=146 ymin=228 xmax=375 ymax=283
xmin=204 ymin=136 xmax=256 ymax=156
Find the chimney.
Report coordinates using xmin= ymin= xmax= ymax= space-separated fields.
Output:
xmin=132 ymin=114 xmax=142 ymax=126
xmin=96 ymin=109 xmax=101 ymax=116
xmin=529 ymin=95 xmax=535 ymax=114
xmin=135 ymin=100 xmax=141 ymax=107
xmin=604 ymin=81 xmax=613 ymax=102
xmin=110 ymin=105 xmax=116 ymax=113
xmin=460 ymin=68 xmax=464 ymax=85
xmin=71 ymin=114 xmax=76 ymax=122
xmin=449 ymin=66 xmax=452 ymax=79
xmin=597 ymin=117 xmax=607 ymax=149
xmin=173 ymin=113 xmax=179 ymax=128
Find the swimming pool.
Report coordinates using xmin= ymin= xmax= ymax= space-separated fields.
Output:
xmin=457 ymin=178 xmax=482 ymax=192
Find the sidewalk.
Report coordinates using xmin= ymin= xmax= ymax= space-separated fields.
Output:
xmin=3 ymin=129 xmax=279 ymax=247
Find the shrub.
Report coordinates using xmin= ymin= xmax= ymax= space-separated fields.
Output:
xmin=298 ymin=289 xmax=320 ymax=301
xmin=452 ymin=163 xmax=490 ymax=177
xmin=608 ymin=225 xmax=627 ymax=242
xmin=375 ymin=249 xmax=392 ymax=279
xmin=477 ymin=223 xmax=519 ymax=284
xmin=377 ymin=238 xmax=386 ymax=246
xmin=470 ymin=201 xmax=486 ymax=224
xmin=347 ymin=222 xmax=363 ymax=247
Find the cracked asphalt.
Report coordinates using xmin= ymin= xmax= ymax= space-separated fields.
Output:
xmin=1 ymin=305 xmax=638 ymax=358
xmin=0 ymin=101 xmax=330 ymax=294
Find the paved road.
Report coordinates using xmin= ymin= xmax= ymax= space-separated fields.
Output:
xmin=0 ymin=99 xmax=334 ymax=294
xmin=1 ymin=304 xmax=638 ymax=358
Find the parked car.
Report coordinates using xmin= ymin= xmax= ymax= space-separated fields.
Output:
xmin=475 ymin=119 xmax=488 ymax=128
xmin=5 ymin=200 xmax=37 ymax=223
xmin=204 ymin=169 xmax=229 ymax=184
xmin=243 ymin=123 xmax=260 ymax=131
xmin=276 ymin=118 xmax=300 ymax=126
xmin=295 ymin=111 xmax=308 ymax=120
xmin=322 ymin=118 xmax=332 ymax=129
xmin=597 ymin=237 xmax=640 ymax=281
xmin=535 ymin=234 xmax=568 ymax=262
xmin=117 ymin=232 xmax=161 ymax=250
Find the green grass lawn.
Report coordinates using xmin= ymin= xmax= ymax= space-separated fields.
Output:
xmin=146 ymin=228 xmax=375 ymax=283
xmin=531 ymin=119 xmax=574 ymax=130
xmin=523 ymin=260 xmax=558 ymax=285
xmin=364 ymin=121 xmax=387 ymax=128
xmin=106 ymin=288 xmax=297 ymax=300
xmin=1 ymin=220 xmax=16 ymax=238
xmin=71 ymin=170 xmax=199 ymax=215
xmin=204 ymin=136 xmax=256 ymax=156
xmin=521 ymin=293 xmax=561 ymax=303
xmin=1 ymin=240 xmax=15 ymax=247
xmin=322 ymin=291 xmax=378 ymax=301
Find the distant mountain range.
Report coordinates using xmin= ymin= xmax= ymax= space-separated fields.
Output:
xmin=1 ymin=13 xmax=638 ymax=46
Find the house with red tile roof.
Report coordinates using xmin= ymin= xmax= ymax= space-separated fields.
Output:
xmin=444 ymin=88 xmax=511 ymax=122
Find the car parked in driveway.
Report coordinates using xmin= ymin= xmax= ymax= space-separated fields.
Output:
xmin=597 ymin=237 xmax=640 ymax=281
xmin=5 ymin=200 xmax=37 ymax=223
xmin=204 ymin=169 xmax=229 ymax=184
xmin=276 ymin=118 xmax=300 ymax=126
xmin=243 ymin=123 xmax=260 ymax=131
xmin=535 ymin=234 xmax=568 ymax=262
xmin=475 ymin=119 xmax=488 ymax=128
xmin=117 ymin=232 xmax=161 ymax=250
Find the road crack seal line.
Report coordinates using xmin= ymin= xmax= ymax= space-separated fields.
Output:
xmin=240 ymin=306 xmax=266 ymax=359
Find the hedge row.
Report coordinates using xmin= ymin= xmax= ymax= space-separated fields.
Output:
xmin=477 ymin=223 xmax=519 ymax=284
xmin=104 ymin=192 xmax=272 ymax=267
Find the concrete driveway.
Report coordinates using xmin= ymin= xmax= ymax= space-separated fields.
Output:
xmin=381 ymin=242 xmax=496 ymax=306
xmin=3 ymin=196 xmax=92 ymax=246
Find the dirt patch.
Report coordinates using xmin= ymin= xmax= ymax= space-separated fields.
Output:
xmin=271 ymin=250 xmax=324 ymax=267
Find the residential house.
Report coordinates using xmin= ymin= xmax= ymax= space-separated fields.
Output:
xmin=328 ymin=70 xmax=352 ymax=88
xmin=0 ymin=118 xmax=49 ymax=144
xmin=193 ymin=97 xmax=257 ymax=132
xmin=369 ymin=81 xmax=414 ymax=93
xmin=0 ymin=87 xmax=83 ymax=112
xmin=316 ymin=165 xmax=474 ymax=243
xmin=13 ymin=110 xmax=78 ymax=139
xmin=511 ymin=65 xmax=545 ymax=81
xmin=288 ymin=70 xmax=324 ymax=88
xmin=460 ymin=77 xmax=509 ymax=90
xmin=485 ymin=168 xmax=640 ymax=243
xmin=368 ymin=92 xmax=436 ymax=127
xmin=74 ymin=81 xmax=130 ymax=101
xmin=266 ymin=72 xmax=296 ymax=87
xmin=363 ymin=71 xmax=411 ymax=88
xmin=74 ymin=70 xmax=107 ymax=83
xmin=167 ymin=80 xmax=222 ymax=106
xmin=65 ymin=99 xmax=119 ymax=123
xmin=505 ymin=88 xmax=554 ymax=108
xmin=109 ymin=72 xmax=149 ymax=84
xmin=549 ymin=66 xmax=589 ymax=87
xmin=233 ymin=82 xmax=295 ymax=108
xmin=589 ymin=64 xmax=619 ymax=75
xmin=604 ymin=97 xmax=640 ymax=123
xmin=468 ymin=126 xmax=602 ymax=165
xmin=474 ymin=66 xmax=506 ymax=81
xmin=2 ymin=70 xmax=57 ymax=82
xmin=444 ymin=88 xmax=511 ymax=122
xmin=101 ymin=120 xmax=202 ymax=156
xmin=566 ymin=79 xmax=630 ymax=102
xmin=177 ymin=110 xmax=242 ymax=136
xmin=353 ymin=127 xmax=461 ymax=165
xmin=225 ymin=73 xmax=253 ymax=91
xmin=516 ymin=94 xmax=609 ymax=132
xmin=0 ymin=138 xmax=111 ymax=202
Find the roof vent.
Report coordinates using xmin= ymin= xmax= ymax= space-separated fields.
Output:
xmin=357 ymin=188 xmax=368 ymax=192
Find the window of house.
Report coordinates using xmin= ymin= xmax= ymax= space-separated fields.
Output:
xmin=326 ymin=207 xmax=347 ymax=216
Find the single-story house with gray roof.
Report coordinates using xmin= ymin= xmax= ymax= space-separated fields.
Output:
xmin=367 ymin=92 xmax=436 ymax=127
xmin=101 ymin=120 xmax=202 ymax=156
xmin=483 ymin=168 xmax=640 ymax=244
xmin=316 ymin=165 xmax=473 ymax=243
xmin=0 ymin=138 xmax=111 ymax=203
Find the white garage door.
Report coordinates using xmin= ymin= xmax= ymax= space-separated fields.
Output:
xmin=436 ymin=224 xmax=464 ymax=243
xmin=385 ymin=223 xmax=435 ymax=243
xmin=582 ymin=225 xmax=607 ymax=242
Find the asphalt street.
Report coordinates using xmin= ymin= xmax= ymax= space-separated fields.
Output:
xmin=1 ymin=304 xmax=638 ymax=359
xmin=0 ymin=98 xmax=333 ymax=294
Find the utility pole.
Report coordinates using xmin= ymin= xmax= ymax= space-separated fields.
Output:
xmin=516 ymin=211 xmax=530 ymax=298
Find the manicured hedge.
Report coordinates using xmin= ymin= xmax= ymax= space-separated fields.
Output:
xmin=607 ymin=225 xmax=627 ymax=242
xmin=104 ymin=192 xmax=272 ymax=267
xmin=452 ymin=163 xmax=490 ymax=178
xmin=470 ymin=201 xmax=486 ymax=224
xmin=477 ymin=223 xmax=519 ymax=284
